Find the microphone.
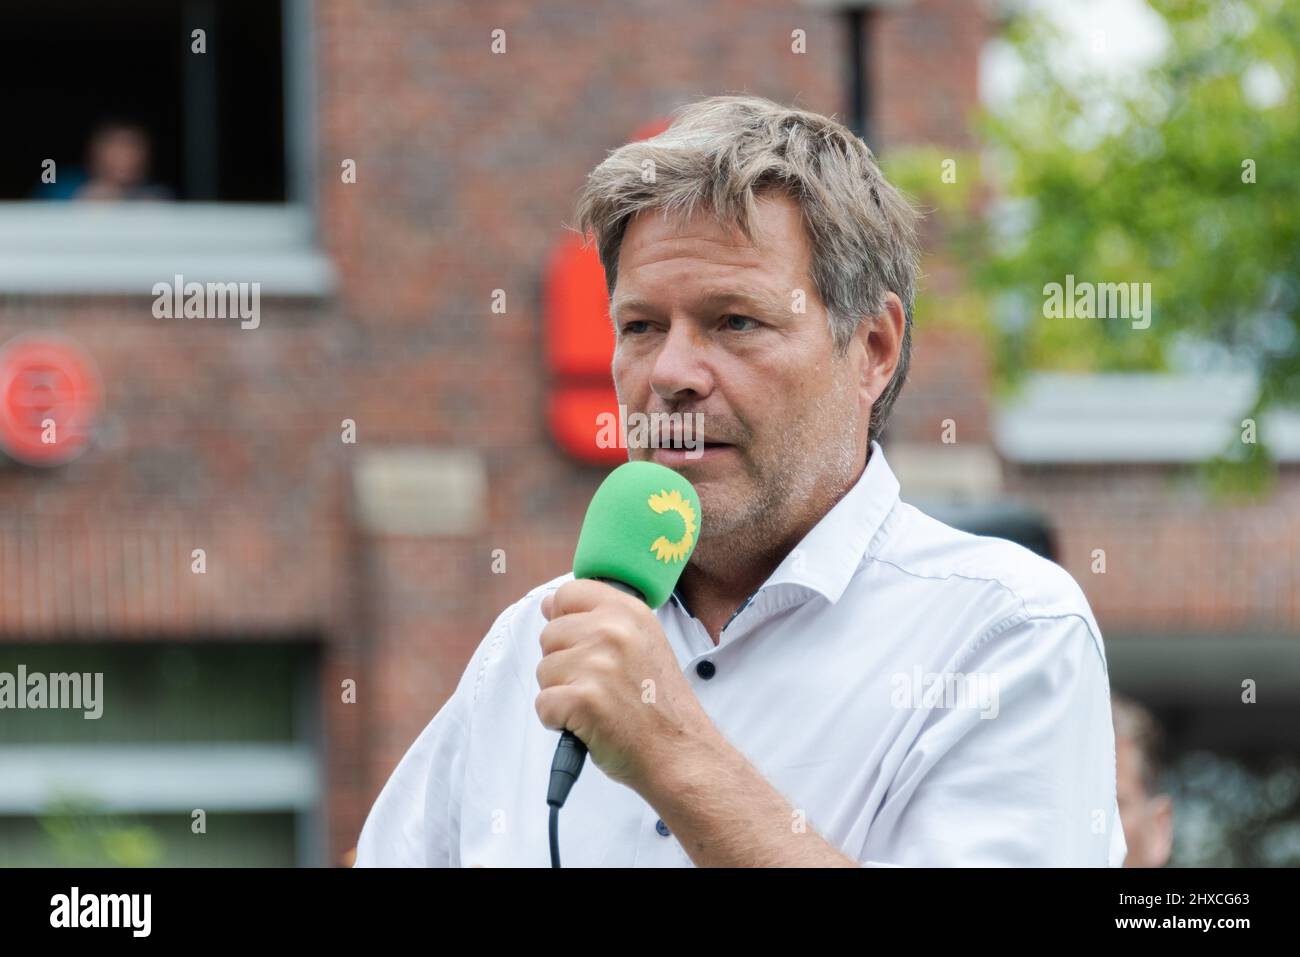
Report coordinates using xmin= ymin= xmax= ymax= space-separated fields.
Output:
xmin=546 ymin=460 xmax=701 ymax=865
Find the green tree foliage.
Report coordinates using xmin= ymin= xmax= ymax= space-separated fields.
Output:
xmin=983 ymin=0 xmax=1297 ymax=391
xmin=887 ymin=0 xmax=1298 ymax=489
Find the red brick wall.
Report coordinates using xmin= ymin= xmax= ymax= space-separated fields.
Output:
xmin=1003 ymin=465 xmax=1300 ymax=635
xmin=23 ymin=0 xmax=1290 ymax=866
xmin=0 ymin=298 xmax=346 ymax=634
xmin=0 ymin=0 xmax=996 ymax=863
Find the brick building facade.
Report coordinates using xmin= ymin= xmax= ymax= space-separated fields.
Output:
xmin=1 ymin=0 xmax=1294 ymax=866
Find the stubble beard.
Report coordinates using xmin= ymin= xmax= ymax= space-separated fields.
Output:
xmin=689 ymin=386 xmax=862 ymax=581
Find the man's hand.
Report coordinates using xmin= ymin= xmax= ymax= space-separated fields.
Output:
xmin=536 ymin=579 xmax=858 ymax=866
xmin=536 ymin=579 xmax=714 ymax=794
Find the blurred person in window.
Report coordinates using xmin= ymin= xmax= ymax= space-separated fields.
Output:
xmin=36 ymin=118 xmax=173 ymax=201
xmin=1113 ymin=692 xmax=1173 ymax=867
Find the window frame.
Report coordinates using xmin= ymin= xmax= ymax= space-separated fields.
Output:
xmin=0 ymin=0 xmax=332 ymax=299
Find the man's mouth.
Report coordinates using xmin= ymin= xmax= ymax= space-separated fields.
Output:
xmin=637 ymin=414 xmax=741 ymax=460
xmin=648 ymin=425 xmax=727 ymax=451
xmin=648 ymin=441 xmax=737 ymax=465
xmin=659 ymin=437 xmax=731 ymax=451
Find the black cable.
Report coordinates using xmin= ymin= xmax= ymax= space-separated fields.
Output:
xmin=549 ymin=804 xmax=561 ymax=868
xmin=547 ymin=729 xmax=588 ymax=868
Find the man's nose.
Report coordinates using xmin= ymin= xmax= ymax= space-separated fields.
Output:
xmin=649 ymin=323 xmax=712 ymax=402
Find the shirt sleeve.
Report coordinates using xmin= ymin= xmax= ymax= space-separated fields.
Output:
xmin=353 ymin=604 xmax=516 ymax=868
xmin=862 ymin=613 xmax=1127 ymax=867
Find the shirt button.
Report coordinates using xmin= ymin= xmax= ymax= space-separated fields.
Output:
xmin=695 ymin=660 xmax=716 ymax=680
xmin=655 ymin=819 xmax=671 ymax=837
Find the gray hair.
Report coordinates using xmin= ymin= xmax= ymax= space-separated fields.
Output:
xmin=574 ymin=94 xmax=922 ymax=443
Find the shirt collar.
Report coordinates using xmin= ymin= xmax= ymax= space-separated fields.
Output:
xmin=670 ymin=439 xmax=901 ymax=612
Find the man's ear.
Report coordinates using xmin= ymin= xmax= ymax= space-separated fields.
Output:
xmin=854 ymin=291 xmax=906 ymax=403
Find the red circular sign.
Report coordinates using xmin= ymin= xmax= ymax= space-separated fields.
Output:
xmin=0 ymin=336 xmax=102 ymax=466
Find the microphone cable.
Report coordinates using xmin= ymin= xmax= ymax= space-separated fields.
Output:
xmin=547 ymin=728 xmax=588 ymax=867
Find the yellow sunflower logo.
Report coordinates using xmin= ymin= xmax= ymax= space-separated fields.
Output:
xmin=647 ymin=488 xmax=696 ymax=564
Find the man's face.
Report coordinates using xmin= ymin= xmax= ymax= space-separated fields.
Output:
xmin=90 ymin=129 xmax=149 ymax=187
xmin=1116 ymin=734 xmax=1174 ymax=867
xmin=609 ymin=192 xmax=871 ymax=561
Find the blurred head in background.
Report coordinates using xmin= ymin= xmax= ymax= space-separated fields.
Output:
xmin=1113 ymin=692 xmax=1174 ymax=867
xmin=76 ymin=118 xmax=170 ymax=201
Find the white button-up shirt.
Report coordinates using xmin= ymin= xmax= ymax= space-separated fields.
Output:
xmin=355 ymin=442 xmax=1127 ymax=867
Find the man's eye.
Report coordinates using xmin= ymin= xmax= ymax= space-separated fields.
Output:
xmin=621 ymin=320 xmax=650 ymax=335
xmin=723 ymin=314 xmax=757 ymax=331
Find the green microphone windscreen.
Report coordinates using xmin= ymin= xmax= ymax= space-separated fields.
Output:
xmin=572 ymin=461 xmax=702 ymax=608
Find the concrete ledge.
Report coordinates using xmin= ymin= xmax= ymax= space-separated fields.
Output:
xmin=0 ymin=203 xmax=336 ymax=296
xmin=994 ymin=372 xmax=1300 ymax=463
xmin=352 ymin=447 xmax=487 ymax=537
xmin=886 ymin=442 xmax=1003 ymax=501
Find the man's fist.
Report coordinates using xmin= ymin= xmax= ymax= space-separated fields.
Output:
xmin=536 ymin=579 xmax=713 ymax=793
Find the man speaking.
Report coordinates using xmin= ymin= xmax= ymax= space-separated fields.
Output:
xmin=355 ymin=95 xmax=1126 ymax=867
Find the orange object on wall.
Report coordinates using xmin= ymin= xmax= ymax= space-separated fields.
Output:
xmin=544 ymin=119 xmax=669 ymax=465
